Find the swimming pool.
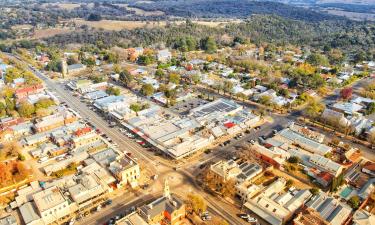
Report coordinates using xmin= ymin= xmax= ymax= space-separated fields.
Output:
xmin=340 ymin=186 xmax=353 ymax=198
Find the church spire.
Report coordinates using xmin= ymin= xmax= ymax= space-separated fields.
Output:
xmin=163 ymin=179 xmax=170 ymax=199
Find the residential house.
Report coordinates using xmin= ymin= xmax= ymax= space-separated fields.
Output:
xmin=67 ymin=64 xmax=86 ymax=75
xmin=352 ymin=210 xmax=375 ymax=225
xmin=362 ymin=161 xmax=375 ymax=177
xmin=157 ymin=49 xmax=172 ymax=62
xmin=0 ymin=215 xmax=17 ymax=225
xmin=14 ymin=84 xmax=44 ymax=100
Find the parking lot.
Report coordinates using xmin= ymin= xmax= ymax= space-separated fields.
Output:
xmin=170 ymin=98 xmax=209 ymax=115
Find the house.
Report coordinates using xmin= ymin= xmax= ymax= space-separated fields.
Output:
xmin=0 ymin=215 xmax=17 ymax=225
xmin=321 ymin=109 xmax=349 ymax=127
xmin=157 ymin=49 xmax=172 ymax=62
xmin=15 ymin=84 xmax=44 ymax=99
xmin=67 ymin=64 xmax=86 ymax=75
xmin=306 ymin=192 xmax=352 ymax=225
xmin=108 ymin=155 xmax=140 ymax=188
xmin=362 ymin=161 xmax=375 ymax=177
xmin=138 ymin=181 xmax=185 ymax=225
xmin=331 ymin=102 xmax=363 ymax=115
xmin=352 ymin=209 xmax=375 ymax=225
xmin=0 ymin=117 xmax=24 ymax=130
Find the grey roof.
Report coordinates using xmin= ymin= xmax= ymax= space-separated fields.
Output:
xmin=19 ymin=202 xmax=40 ymax=224
xmin=0 ymin=215 xmax=17 ymax=225
xmin=306 ymin=192 xmax=351 ymax=225
xmin=68 ymin=64 xmax=85 ymax=71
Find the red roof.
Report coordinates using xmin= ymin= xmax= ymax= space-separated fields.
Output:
xmin=224 ymin=122 xmax=235 ymax=128
xmin=363 ymin=162 xmax=375 ymax=172
xmin=75 ymin=127 xmax=92 ymax=136
xmin=317 ymin=171 xmax=334 ymax=182
xmin=15 ymin=84 xmax=43 ymax=94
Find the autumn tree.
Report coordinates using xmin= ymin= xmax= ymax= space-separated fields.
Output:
xmin=304 ymin=100 xmax=325 ymax=120
xmin=169 ymin=73 xmax=181 ymax=85
xmin=340 ymin=87 xmax=353 ymax=101
xmin=141 ymin=84 xmax=155 ymax=96
xmin=130 ymin=103 xmax=142 ymax=116
xmin=186 ymin=194 xmax=207 ymax=214
xmin=17 ymin=101 xmax=35 ymax=118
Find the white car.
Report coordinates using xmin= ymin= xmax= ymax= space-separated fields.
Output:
xmin=247 ymin=217 xmax=257 ymax=223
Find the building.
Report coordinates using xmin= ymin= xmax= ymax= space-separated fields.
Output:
xmin=306 ymin=192 xmax=352 ymax=225
xmin=309 ymin=154 xmax=344 ymax=177
xmin=109 ymin=155 xmax=140 ymax=188
xmin=68 ymin=173 xmax=108 ymax=209
xmin=321 ymin=109 xmax=349 ymax=128
xmin=93 ymin=95 xmax=128 ymax=112
xmin=0 ymin=215 xmax=17 ymax=225
xmin=352 ymin=209 xmax=375 ymax=225
xmin=116 ymin=212 xmax=148 ymax=225
xmin=19 ymin=187 xmax=72 ymax=225
xmin=15 ymin=84 xmax=44 ymax=99
xmin=293 ymin=208 xmax=329 ymax=225
xmin=157 ymin=49 xmax=172 ymax=62
xmin=33 ymin=111 xmax=76 ymax=133
xmin=251 ymin=143 xmax=290 ymax=168
xmin=138 ymin=181 xmax=185 ymax=225
xmin=67 ymin=64 xmax=86 ymax=75
xmin=244 ymin=178 xmax=312 ymax=225
xmin=273 ymin=127 xmax=332 ymax=156
xmin=362 ymin=161 xmax=375 ymax=177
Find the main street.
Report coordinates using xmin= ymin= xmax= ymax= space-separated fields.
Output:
xmin=25 ymin=64 xmax=250 ymax=225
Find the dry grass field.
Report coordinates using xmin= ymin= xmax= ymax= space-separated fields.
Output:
xmin=32 ymin=28 xmax=73 ymax=39
xmin=72 ymin=19 xmax=238 ymax=31
xmin=41 ymin=3 xmax=81 ymax=10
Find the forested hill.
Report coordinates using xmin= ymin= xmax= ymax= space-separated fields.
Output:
xmin=129 ymin=0 xmax=343 ymax=22
xmin=43 ymin=15 xmax=374 ymax=54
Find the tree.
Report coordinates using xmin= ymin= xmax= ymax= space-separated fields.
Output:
xmin=309 ymin=188 xmax=320 ymax=195
xmin=348 ymin=195 xmax=360 ymax=209
xmin=306 ymin=53 xmax=329 ymax=66
xmin=201 ymin=37 xmax=217 ymax=54
xmin=286 ymin=179 xmax=294 ymax=188
xmin=259 ymin=95 xmax=272 ymax=106
xmin=17 ymin=102 xmax=35 ymax=118
xmin=141 ymin=84 xmax=154 ymax=96
xmin=288 ymin=156 xmax=300 ymax=164
xmin=304 ymin=100 xmax=325 ymax=120
xmin=130 ymin=103 xmax=142 ymax=116
xmin=367 ymin=102 xmax=375 ymax=115
xmin=138 ymin=55 xmax=154 ymax=65
xmin=35 ymin=98 xmax=55 ymax=110
xmin=221 ymin=179 xmax=236 ymax=197
xmin=87 ymin=13 xmax=102 ymax=21
xmin=340 ymin=87 xmax=353 ymax=100
xmin=191 ymin=74 xmax=201 ymax=84
xmin=223 ymin=80 xmax=233 ymax=94
xmin=154 ymin=69 xmax=165 ymax=81
xmin=236 ymin=92 xmax=247 ymax=102
xmin=119 ymin=71 xmax=133 ymax=87
xmin=186 ymin=194 xmax=207 ymax=214
xmin=169 ymin=73 xmax=180 ymax=85
xmin=106 ymin=86 xmax=121 ymax=96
